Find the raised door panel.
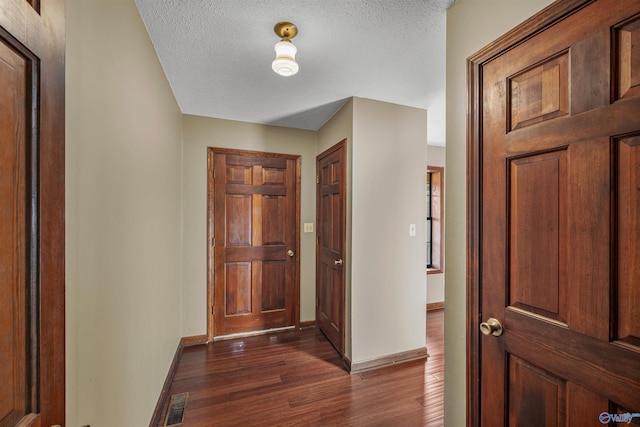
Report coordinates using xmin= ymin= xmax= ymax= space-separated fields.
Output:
xmin=509 ymin=150 xmax=567 ymax=323
xmin=616 ymin=15 xmax=640 ymax=100
xmin=509 ymin=53 xmax=569 ymax=131
xmin=262 ymin=261 xmax=285 ymax=311
xmin=226 ymin=195 xmax=252 ymax=246
xmin=617 ymin=134 xmax=640 ymax=349
xmin=225 ymin=262 xmax=252 ymax=316
xmin=508 ymin=356 xmax=564 ymax=427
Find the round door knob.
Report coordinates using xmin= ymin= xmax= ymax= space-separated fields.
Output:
xmin=287 ymin=250 xmax=294 ymax=257
xmin=334 ymin=259 xmax=343 ymax=266
xmin=480 ymin=317 xmax=503 ymax=337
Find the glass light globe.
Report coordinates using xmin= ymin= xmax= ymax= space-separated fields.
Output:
xmin=272 ymin=40 xmax=299 ymax=76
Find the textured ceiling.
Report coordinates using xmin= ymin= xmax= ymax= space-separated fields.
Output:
xmin=135 ymin=0 xmax=454 ymax=130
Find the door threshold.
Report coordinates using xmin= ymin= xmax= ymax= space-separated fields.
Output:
xmin=213 ymin=326 xmax=296 ymax=341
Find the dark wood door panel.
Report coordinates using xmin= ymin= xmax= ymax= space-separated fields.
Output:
xmin=506 ymin=351 xmax=631 ymax=427
xmin=508 ymin=355 xmax=564 ymax=427
xmin=508 ymin=149 xmax=567 ymax=323
xmin=617 ymin=133 xmax=640 ymax=347
xmin=615 ymin=13 xmax=640 ymax=101
xmin=508 ymin=51 xmax=569 ymax=132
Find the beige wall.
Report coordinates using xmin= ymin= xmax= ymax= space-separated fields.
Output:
xmin=66 ymin=0 xmax=184 ymax=426
xmin=427 ymin=88 xmax=447 ymax=147
xmin=427 ymin=145 xmax=446 ymax=304
xmin=444 ymin=0 xmax=555 ymax=425
xmin=350 ymin=98 xmax=428 ymax=363
xmin=181 ymin=115 xmax=319 ymax=335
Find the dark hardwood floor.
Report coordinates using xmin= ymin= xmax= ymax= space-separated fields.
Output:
xmin=157 ymin=309 xmax=444 ymax=426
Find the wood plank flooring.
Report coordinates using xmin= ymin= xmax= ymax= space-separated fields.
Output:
xmin=157 ymin=309 xmax=444 ymax=426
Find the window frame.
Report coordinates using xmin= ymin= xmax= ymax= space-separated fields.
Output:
xmin=427 ymin=166 xmax=444 ymax=274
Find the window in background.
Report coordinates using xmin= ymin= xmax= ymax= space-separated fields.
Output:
xmin=427 ymin=166 xmax=444 ymax=273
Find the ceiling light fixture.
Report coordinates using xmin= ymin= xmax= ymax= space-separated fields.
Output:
xmin=272 ymin=22 xmax=299 ymax=77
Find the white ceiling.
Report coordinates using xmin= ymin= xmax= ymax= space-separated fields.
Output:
xmin=135 ymin=0 xmax=455 ymax=131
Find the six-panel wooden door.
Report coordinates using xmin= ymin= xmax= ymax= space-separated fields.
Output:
xmin=469 ymin=0 xmax=640 ymax=425
xmin=316 ymin=140 xmax=346 ymax=355
xmin=209 ymin=149 xmax=300 ymax=337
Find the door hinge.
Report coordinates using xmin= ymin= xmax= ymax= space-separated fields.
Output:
xmin=212 ymin=237 xmax=215 ymax=246
xmin=212 ymin=306 xmax=215 ymax=315
xmin=316 ymin=175 xmax=319 ymax=184
xmin=213 ymin=169 xmax=216 ymax=179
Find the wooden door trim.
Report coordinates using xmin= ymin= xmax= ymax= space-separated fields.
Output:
xmin=466 ymin=1 xmax=593 ymax=425
xmin=315 ymin=139 xmax=347 ymax=355
xmin=206 ymin=147 xmax=301 ymax=341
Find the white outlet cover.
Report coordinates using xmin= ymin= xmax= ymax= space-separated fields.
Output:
xmin=409 ymin=224 xmax=416 ymax=236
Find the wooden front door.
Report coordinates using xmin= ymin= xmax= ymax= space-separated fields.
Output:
xmin=316 ymin=140 xmax=346 ymax=355
xmin=0 ymin=0 xmax=65 ymax=426
xmin=468 ymin=0 xmax=640 ymax=425
xmin=209 ymin=149 xmax=300 ymax=338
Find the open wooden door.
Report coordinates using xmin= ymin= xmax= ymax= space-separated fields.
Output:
xmin=316 ymin=140 xmax=346 ymax=356
xmin=209 ymin=148 xmax=300 ymax=338
xmin=0 ymin=0 xmax=65 ymax=426
xmin=468 ymin=0 xmax=640 ymax=425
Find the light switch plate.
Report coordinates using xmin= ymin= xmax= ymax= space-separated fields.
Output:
xmin=409 ymin=224 xmax=416 ymax=236
xmin=304 ymin=223 xmax=314 ymax=233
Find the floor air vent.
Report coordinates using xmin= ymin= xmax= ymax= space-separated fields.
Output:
xmin=165 ymin=392 xmax=188 ymax=426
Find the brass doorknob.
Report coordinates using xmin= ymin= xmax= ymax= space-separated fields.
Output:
xmin=334 ymin=259 xmax=343 ymax=266
xmin=480 ymin=318 xmax=503 ymax=336
xmin=287 ymin=250 xmax=294 ymax=257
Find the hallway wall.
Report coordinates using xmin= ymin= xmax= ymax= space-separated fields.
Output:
xmin=66 ymin=0 xmax=184 ymax=425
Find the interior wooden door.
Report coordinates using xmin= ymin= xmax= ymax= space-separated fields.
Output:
xmin=0 ymin=0 xmax=65 ymax=426
xmin=316 ymin=140 xmax=346 ymax=355
xmin=209 ymin=149 xmax=300 ymax=337
xmin=468 ymin=0 xmax=640 ymax=425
